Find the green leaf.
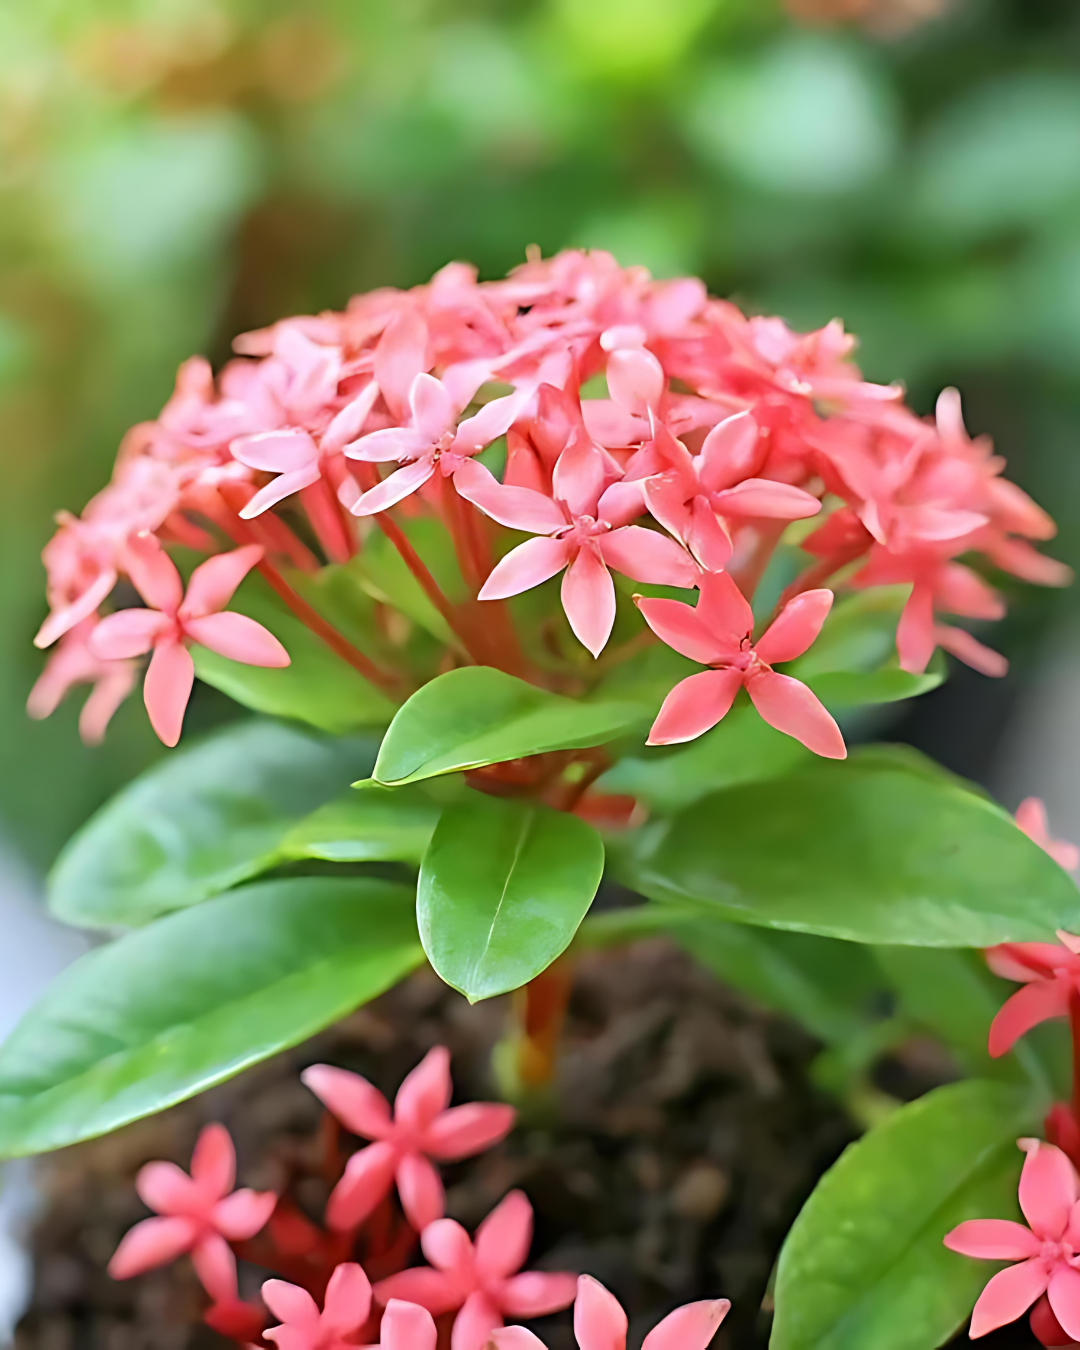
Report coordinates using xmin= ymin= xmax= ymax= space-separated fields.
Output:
xmin=349 ymin=518 xmax=463 ymax=647
xmin=0 ymin=877 xmax=422 ymax=1157
xmin=802 ymin=654 xmax=945 ymax=710
xmin=192 ymin=572 xmax=397 ymax=732
xmin=280 ymin=781 xmax=446 ymax=866
xmin=49 ymin=721 xmax=377 ymax=928
xmin=771 ymin=1079 xmax=1039 ymax=1350
xmin=374 ymin=666 xmax=650 ymax=785
xmin=611 ymin=747 xmax=1080 ymax=946
xmin=417 ymin=793 xmax=604 ymax=1001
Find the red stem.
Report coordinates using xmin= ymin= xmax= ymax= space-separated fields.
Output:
xmin=300 ymin=476 xmax=355 ymax=565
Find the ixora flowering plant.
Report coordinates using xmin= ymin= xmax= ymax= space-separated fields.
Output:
xmin=12 ymin=248 xmax=1080 ymax=1348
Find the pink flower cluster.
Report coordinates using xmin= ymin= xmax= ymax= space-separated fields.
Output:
xmin=31 ymin=250 xmax=1068 ymax=753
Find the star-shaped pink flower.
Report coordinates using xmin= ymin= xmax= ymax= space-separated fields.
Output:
xmin=635 ymin=569 xmax=846 ymax=757
xmin=302 ymin=1046 xmax=515 ymax=1233
xmin=945 ymin=1140 xmax=1080 ymax=1341
xmin=492 ymin=1275 xmax=730 ymax=1350
xmin=374 ymin=1189 xmax=576 ymax=1350
xmin=108 ymin=1123 xmax=276 ymax=1301
xmin=263 ymin=1264 xmax=438 ymax=1350
xmin=89 ymin=536 xmax=289 ymax=746
xmin=986 ymin=931 xmax=1080 ymax=1059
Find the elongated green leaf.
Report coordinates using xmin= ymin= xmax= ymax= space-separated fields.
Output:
xmin=0 ymin=877 xmax=422 ymax=1157
xmin=802 ymin=655 xmax=945 ymax=710
xmin=374 ymin=666 xmax=649 ymax=786
xmin=417 ymin=793 xmax=604 ymax=1001
xmin=611 ymin=747 xmax=1080 ymax=946
xmin=280 ymin=781 xmax=445 ymax=865
xmin=49 ymin=721 xmax=377 ymax=928
xmin=349 ymin=519 xmax=462 ymax=647
xmin=192 ymin=573 xmax=397 ymax=732
xmin=771 ymin=1079 xmax=1038 ymax=1350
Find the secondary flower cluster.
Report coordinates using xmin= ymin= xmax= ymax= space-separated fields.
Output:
xmin=107 ymin=1046 xmax=729 ymax=1350
xmin=31 ymin=250 xmax=1067 ymax=751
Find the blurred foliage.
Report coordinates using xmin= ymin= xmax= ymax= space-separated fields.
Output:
xmin=3 ymin=0 xmax=1080 ymax=869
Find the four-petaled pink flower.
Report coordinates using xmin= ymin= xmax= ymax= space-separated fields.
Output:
xmin=1016 ymin=797 xmax=1080 ymax=873
xmin=89 ymin=536 xmax=289 ymax=746
xmin=986 ymin=931 xmax=1080 ymax=1059
xmin=945 ymin=1140 xmax=1080 ymax=1341
xmin=461 ymin=436 xmax=698 ymax=657
xmin=635 ymin=570 xmax=846 ymax=757
xmin=302 ymin=1046 xmax=515 ymax=1232
xmin=263 ymin=1264 xmax=437 ymax=1350
xmin=108 ymin=1123 xmax=277 ymax=1301
xmin=492 ymin=1274 xmax=730 ymax=1350
xmin=374 ymin=1189 xmax=577 ymax=1350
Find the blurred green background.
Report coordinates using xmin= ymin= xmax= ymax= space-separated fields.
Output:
xmin=4 ymin=0 xmax=1080 ymax=872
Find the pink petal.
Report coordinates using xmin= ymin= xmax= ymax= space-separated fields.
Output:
xmin=135 ymin=1161 xmax=197 ymax=1215
xmin=1019 ymin=1142 xmax=1078 ymax=1240
xmin=379 ymin=1300 xmax=438 ymax=1350
xmin=322 ymin=1262 xmax=372 ymax=1335
xmin=943 ymin=1220 xmax=1041 ymax=1261
xmin=696 ymin=412 xmax=762 ymax=492
xmin=561 ymin=545 xmax=616 ymax=658
xmin=580 ymin=400 xmax=650 ymax=449
xmin=394 ymin=1046 xmax=452 ymax=1131
xmin=478 ymin=537 xmax=571 ymax=602
xmin=108 ymin=1216 xmax=197 ymax=1278
xmin=183 ymin=612 xmax=290 ymax=667
xmin=345 ymin=427 xmax=432 ymax=464
xmin=231 ymin=429 xmax=318 ymax=474
xmin=640 ymin=477 xmax=691 ymax=541
xmin=454 ymin=460 xmax=566 ymax=533
xmin=239 ymin=464 xmax=322 ymax=518
xmin=323 ymin=381 xmax=381 ymax=453
xmin=143 ymin=640 xmax=195 ymax=747
xmin=647 ymin=669 xmax=744 ymax=746
xmin=896 ymin=585 xmax=936 ymax=675
xmin=409 ymin=373 xmax=456 ymax=443
xmin=475 ymin=1191 xmax=532 ymax=1281
xmin=984 ymin=942 xmax=1063 ymax=983
xmin=606 ymin=348 xmax=664 ymax=417
xmin=634 ymin=595 xmax=731 ymax=666
xmin=263 ymin=1279 xmax=322 ymax=1330
xmin=686 ymin=497 xmax=733 ymax=572
xmin=451 ymin=1290 xmax=502 ymax=1350
xmin=263 ymin=1323 xmax=314 ymax=1350
xmin=1016 ymin=798 xmax=1051 ymax=848
xmin=988 ymin=980 xmax=1070 ymax=1058
xmin=212 ymin=1188 xmax=277 ymax=1240
xmin=182 ymin=545 xmax=264 ymax=619
xmin=325 ymin=1140 xmax=399 ymax=1230
xmin=1048 ymin=1266 xmax=1080 ymax=1341
xmin=696 ymin=569 xmax=754 ymax=639
xmin=552 ymin=439 xmax=607 ymax=520
xmin=79 ymin=667 xmax=136 ymax=744
xmin=641 ymin=1300 xmax=730 ymax=1350
xmin=191 ymin=1233 xmax=238 ymax=1303
xmin=35 ymin=568 xmax=118 ymax=649
xmin=191 ymin=1123 xmax=236 ymax=1198
xmin=420 ymin=1218 xmax=474 ymax=1275
xmin=351 ymin=459 xmax=436 ymax=515
xmin=125 ymin=533 xmax=183 ymax=614
xmin=598 ymin=527 xmax=698 ymax=589
xmin=490 ymin=1329 xmax=547 ymax=1350
xmin=374 ymin=309 xmax=429 ymax=420
xmin=710 ymin=479 xmax=821 ymax=520
xmin=574 ymin=1275 xmax=627 ymax=1350
xmin=970 ymin=1261 xmax=1049 ymax=1339
xmin=452 ymin=388 xmax=530 ymax=456
xmin=396 ymin=1152 xmax=445 ymax=1231
xmin=934 ymin=624 xmax=1008 ymax=678
xmin=499 ymin=1272 xmax=577 ymax=1317
xmin=746 ymin=671 xmax=846 ymax=759
xmin=300 ymin=1065 xmax=393 ymax=1140
xmin=755 ymin=589 xmax=834 ymax=665
xmin=89 ymin=608 xmax=171 ymax=660
xmin=422 ymin=1103 xmax=516 ymax=1160
xmin=375 ymin=1268 xmax=464 ymax=1315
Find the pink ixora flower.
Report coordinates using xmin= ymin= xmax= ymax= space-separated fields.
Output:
xmin=264 ymin=1263 xmax=436 ymax=1350
xmin=89 ymin=536 xmax=289 ymax=746
xmin=985 ymin=931 xmax=1080 ymax=1059
xmin=302 ymin=1046 xmax=515 ymax=1232
xmin=1016 ymin=797 xmax=1080 ymax=873
xmin=492 ymin=1275 xmax=730 ymax=1350
xmin=635 ymin=570 xmax=846 ymax=757
xmin=374 ymin=1189 xmax=576 ymax=1350
xmin=108 ymin=1123 xmax=276 ymax=1301
xmin=460 ymin=435 xmax=698 ymax=657
xmin=27 ymin=617 xmax=137 ymax=745
xmin=944 ymin=1139 xmax=1080 ymax=1341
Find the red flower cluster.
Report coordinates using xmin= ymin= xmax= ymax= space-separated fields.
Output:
xmin=31 ymin=250 xmax=1067 ymax=753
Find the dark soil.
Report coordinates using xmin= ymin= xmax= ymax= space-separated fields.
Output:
xmin=10 ymin=939 xmax=1034 ymax=1350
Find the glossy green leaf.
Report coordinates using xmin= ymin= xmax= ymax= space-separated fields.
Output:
xmin=374 ymin=666 xmax=650 ymax=785
xmin=417 ymin=793 xmax=604 ymax=1001
xmin=802 ymin=654 xmax=945 ymax=710
xmin=192 ymin=573 xmax=397 ymax=732
xmin=280 ymin=781 xmax=446 ymax=865
xmin=49 ymin=720 xmax=377 ymax=928
xmin=771 ymin=1079 xmax=1038 ymax=1350
xmin=349 ymin=518 xmax=463 ymax=647
xmin=611 ymin=747 xmax=1080 ymax=946
xmin=0 ymin=877 xmax=422 ymax=1157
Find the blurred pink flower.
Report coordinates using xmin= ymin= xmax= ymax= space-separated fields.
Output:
xmin=108 ymin=1123 xmax=276 ymax=1300
xmin=986 ymin=932 xmax=1080 ymax=1058
xmin=1016 ymin=798 xmax=1080 ymax=873
xmin=263 ymin=1262 xmax=374 ymax=1350
xmin=27 ymin=617 xmax=137 ymax=744
xmin=302 ymin=1046 xmax=514 ymax=1232
xmin=375 ymin=1189 xmax=576 ymax=1350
